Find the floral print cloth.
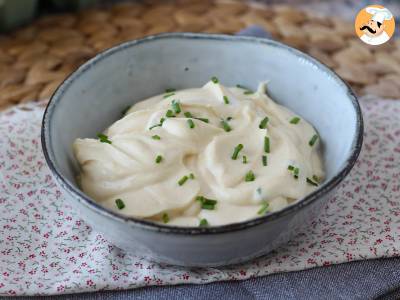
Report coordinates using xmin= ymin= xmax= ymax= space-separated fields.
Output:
xmin=0 ymin=97 xmax=399 ymax=296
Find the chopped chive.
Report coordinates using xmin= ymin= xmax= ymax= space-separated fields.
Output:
xmin=309 ymin=134 xmax=318 ymax=146
xmin=155 ymin=155 xmax=163 ymax=164
xmin=187 ymin=119 xmax=195 ymax=129
xmin=165 ymin=88 xmax=176 ymax=93
xmin=163 ymin=92 xmax=175 ymax=98
xmin=307 ymin=177 xmax=319 ymax=186
xmin=196 ymin=196 xmax=217 ymax=210
xmin=245 ymin=170 xmax=255 ymax=182
xmin=226 ymin=116 xmax=233 ymax=121
xmin=242 ymin=155 xmax=248 ymax=164
xmin=149 ymin=117 xmax=165 ymax=130
xmin=121 ymin=105 xmax=131 ymax=115
xmin=223 ymin=95 xmax=229 ymax=104
xmin=293 ymin=167 xmax=299 ymax=179
xmin=290 ymin=117 xmax=301 ymax=124
xmin=259 ymin=117 xmax=269 ymax=129
xmin=115 ymin=199 xmax=125 ymax=210
xmin=236 ymin=84 xmax=254 ymax=94
xmin=172 ymin=100 xmax=181 ymax=114
xmin=149 ymin=124 xmax=160 ymax=130
xmin=184 ymin=112 xmax=209 ymax=123
xmin=195 ymin=117 xmax=209 ymax=123
xmin=257 ymin=201 xmax=269 ymax=215
xmin=312 ymin=175 xmax=320 ymax=183
xmin=152 ymin=135 xmax=161 ymax=140
xmin=199 ymin=218 xmax=208 ymax=227
xmin=262 ymin=155 xmax=268 ymax=166
xmin=166 ymin=109 xmax=175 ymax=118
xmin=178 ymin=175 xmax=189 ymax=186
xmin=288 ymin=165 xmax=295 ymax=171
xmin=231 ymin=144 xmax=244 ymax=160
xmin=97 ymin=133 xmax=112 ymax=144
xmin=264 ymin=136 xmax=270 ymax=153
xmin=221 ymin=120 xmax=231 ymax=132
xmin=189 ymin=173 xmax=195 ymax=180
xmin=211 ymin=76 xmax=219 ymax=84
xmin=162 ymin=213 xmax=169 ymax=223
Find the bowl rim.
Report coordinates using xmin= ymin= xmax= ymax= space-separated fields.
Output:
xmin=41 ymin=32 xmax=363 ymax=235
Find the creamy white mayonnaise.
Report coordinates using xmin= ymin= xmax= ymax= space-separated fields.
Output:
xmin=73 ymin=80 xmax=324 ymax=227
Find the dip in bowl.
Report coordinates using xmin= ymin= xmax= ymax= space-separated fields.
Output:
xmin=41 ymin=33 xmax=363 ymax=267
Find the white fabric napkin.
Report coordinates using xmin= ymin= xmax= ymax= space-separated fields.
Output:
xmin=0 ymin=96 xmax=399 ymax=296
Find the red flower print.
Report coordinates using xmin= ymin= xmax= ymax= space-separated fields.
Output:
xmin=86 ymin=280 xmax=94 ymax=287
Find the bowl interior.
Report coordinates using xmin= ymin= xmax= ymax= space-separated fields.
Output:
xmin=43 ymin=33 xmax=360 ymax=214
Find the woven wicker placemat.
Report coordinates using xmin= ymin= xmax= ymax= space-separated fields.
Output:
xmin=0 ymin=0 xmax=399 ymax=110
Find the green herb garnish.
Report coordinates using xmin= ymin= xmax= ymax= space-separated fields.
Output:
xmin=245 ymin=170 xmax=255 ymax=182
xmin=187 ymin=119 xmax=195 ymax=129
xmin=211 ymin=76 xmax=219 ymax=84
xmin=189 ymin=173 xmax=195 ymax=179
xmin=223 ymin=95 xmax=229 ymax=104
xmin=149 ymin=117 xmax=165 ymax=130
xmin=231 ymin=144 xmax=244 ymax=160
xmin=195 ymin=117 xmax=209 ymax=123
xmin=242 ymin=155 xmax=248 ymax=164
xmin=259 ymin=117 xmax=269 ymax=129
xmin=155 ymin=155 xmax=163 ymax=164
xmin=306 ymin=177 xmax=319 ymax=186
xmin=162 ymin=213 xmax=169 ymax=223
xmin=172 ymin=100 xmax=181 ymax=114
xmin=163 ymin=92 xmax=175 ymax=98
xmin=312 ymin=175 xmax=320 ymax=183
xmin=262 ymin=155 xmax=268 ymax=166
xmin=165 ymin=88 xmax=176 ymax=93
xmin=226 ymin=116 xmax=233 ymax=121
xmin=196 ymin=196 xmax=217 ymax=210
xmin=184 ymin=112 xmax=208 ymax=123
xmin=199 ymin=218 xmax=209 ymax=227
xmin=97 ymin=133 xmax=112 ymax=144
xmin=236 ymin=84 xmax=253 ymax=94
xmin=309 ymin=134 xmax=318 ymax=146
xmin=288 ymin=165 xmax=299 ymax=179
xmin=221 ymin=120 xmax=231 ymax=132
xmin=290 ymin=117 xmax=301 ymax=124
xmin=264 ymin=136 xmax=270 ymax=153
xmin=293 ymin=167 xmax=299 ymax=179
xmin=115 ymin=199 xmax=125 ymax=210
xmin=257 ymin=201 xmax=269 ymax=215
xmin=152 ymin=135 xmax=161 ymax=140
xmin=178 ymin=175 xmax=189 ymax=186
xmin=166 ymin=109 xmax=175 ymax=118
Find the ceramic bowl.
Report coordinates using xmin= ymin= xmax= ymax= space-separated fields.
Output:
xmin=41 ymin=33 xmax=363 ymax=267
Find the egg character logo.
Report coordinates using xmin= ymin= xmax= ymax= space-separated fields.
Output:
xmin=355 ymin=5 xmax=395 ymax=46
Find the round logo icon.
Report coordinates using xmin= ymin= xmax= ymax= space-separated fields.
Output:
xmin=354 ymin=5 xmax=395 ymax=46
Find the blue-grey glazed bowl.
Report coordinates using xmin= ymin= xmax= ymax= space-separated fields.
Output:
xmin=41 ymin=33 xmax=363 ymax=267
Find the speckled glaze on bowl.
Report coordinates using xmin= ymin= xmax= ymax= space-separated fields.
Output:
xmin=41 ymin=33 xmax=363 ymax=267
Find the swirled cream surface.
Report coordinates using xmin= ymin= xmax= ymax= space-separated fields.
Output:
xmin=73 ymin=80 xmax=324 ymax=227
